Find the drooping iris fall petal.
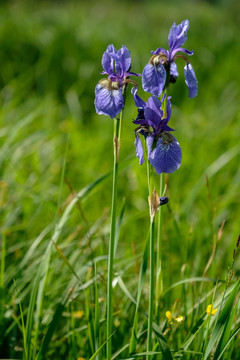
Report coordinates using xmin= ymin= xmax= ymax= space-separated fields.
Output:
xmin=94 ymin=82 xmax=123 ymax=119
xmin=184 ymin=63 xmax=198 ymax=98
xmin=134 ymin=135 xmax=144 ymax=165
xmin=148 ymin=134 xmax=182 ymax=175
xmin=142 ymin=63 xmax=166 ymax=97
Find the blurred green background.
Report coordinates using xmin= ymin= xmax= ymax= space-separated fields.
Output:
xmin=0 ymin=0 xmax=240 ymax=358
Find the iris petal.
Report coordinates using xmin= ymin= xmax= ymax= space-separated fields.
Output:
xmin=171 ymin=47 xmax=193 ymax=58
xmin=184 ymin=63 xmax=198 ymax=98
xmin=134 ymin=135 xmax=144 ymax=165
xmin=170 ymin=62 xmax=179 ymax=78
xmin=151 ymin=48 xmax=169 ymax=57
xmin=94 ymin=83 xmax=123 ymax=119
xmin=101 ymin=45 xmax=116 ymax=75
xmin=131 ymin=87 xmax=146 ymax=109
xmin=144 ymin=96 xmax=163 ymax=126
xmin=146 ymin=135 xmax=154 ymax=158
xmin=168 ymin=20 xmax=189 ymax=52
xmin=116 ymin=45 xmax=131 ymax=74
xmin=142 ymin=63 xmax=166 ymax=97
xmin=148 ymin=135 xmax=182 ymax=174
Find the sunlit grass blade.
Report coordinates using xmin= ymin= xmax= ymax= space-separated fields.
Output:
xmin=214 ymin=324 xmax=240 ymax=360
xmin=27 ymin=170 xmax=111 ymax=358
xmin=25 ymin=270 xmax=42 ymax=360
xmin=129 ymin=233 xmax=149 ymax=354
xmin=0 ymin=108 xmax=41 ymax=166
xmin=203 ymin=278 xmax=240 ymax=360
xmin=32 ymin=136 xmax=69 ymax=356
xmin=117 ymin=275 xmax=137 ymax=305
xmin=114 ymin=198 xmax=126 ymax=256
xmin=152 ymin=323 xmax=173 ymax=360
xmin=115 ymin=273 xmax=172 ymax=359
xmin=85 ymin=267 xmax=95 ymax=354
xmin=89 ymin=331 xmax=115 ymax=360
xmin=121 ymin=350 xmax=202 ymax=359
xmin=94 ymin=263 xmax=100 ymax=360
xmin=162 ymin=277 xmax=219 ymax=297
xmin=184 ymin=144 xmax=240 ymax=212
xmin=0 ymin=230 xmax=6 ymax=289
xmin=13 ymin=280 xmax=27 ymax=360
xmin=51 ymin=239 xmax=80 ymax=280
xmin=35 ymin=302 xmax=66 ymax=360
xmin=175 ymin=313 xmax=206 ymax=357
xmin=213 ymin=301 xmax=238 ymax=359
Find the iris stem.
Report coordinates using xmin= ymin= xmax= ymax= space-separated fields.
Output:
xmin=146 ymin=153 xmax=154 ymax=360
xmin=155 ymin=173 xmax=163 ymax=321
xmin=147 ymin=215 xmax=155 ymax=360
xmin=106 ymin=95 xmax=125 ymax=360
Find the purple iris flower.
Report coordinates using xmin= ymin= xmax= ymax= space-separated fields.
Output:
xmin=95 ymin=44 xmax=140 ymax=119
xmin=132 ymin=87 xmax=182 ymax=174
xmin=142 ymin=20 xmax=198 ymax=98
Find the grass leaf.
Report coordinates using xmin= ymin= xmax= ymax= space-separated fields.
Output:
xmin=203 ymin=278 xmax=240 ymax=360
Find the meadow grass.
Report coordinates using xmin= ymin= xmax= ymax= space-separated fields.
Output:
xmin=0 ymin=0 xmax=240 ymax=359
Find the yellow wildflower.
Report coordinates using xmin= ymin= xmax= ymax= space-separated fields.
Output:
xmin=206 ymin=304 xmax=218 ymax=316
xmin=165 ymin=311 xmax=173 ymax=321
xmin=166 ymin=311 xmax=184 ymax=324
xmin=73 ymin=310 xmax=84 ymax=319
xmin=175 ymin=315 xmax=184 ymax=323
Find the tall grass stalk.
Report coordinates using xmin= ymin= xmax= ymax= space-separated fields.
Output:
xmin=0 ymin=230 xmax=6 ymax=290
xmin=106 ymin=97 xmax=125 ymax=360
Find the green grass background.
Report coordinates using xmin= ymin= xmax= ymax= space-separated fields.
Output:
xmin=0 ymin=0 xmax=240 ymax=358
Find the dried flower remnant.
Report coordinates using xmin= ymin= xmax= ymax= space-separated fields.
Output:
xmin=142 ymin=20 xmax=198 ymax=97
xmin=95 ymin=45 xmax=140 ymax=118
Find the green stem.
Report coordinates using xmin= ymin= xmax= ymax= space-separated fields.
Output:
xmin=146 ymin=151 xmax=154 ymax=360
xmin=147 ymin=217 xmax=155 ymax=360
xmin=0 ymin=230 xmax=6 ymax=289
xmin=155 ymin=173 xmax=163 ymax=321
xmin=106 ymin=99 xmax=125 ymax=360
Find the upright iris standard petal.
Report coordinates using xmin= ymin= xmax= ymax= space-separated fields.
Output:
xmin=134 ymin=135 xmax=144 ymax=165
xmin=168 ymin=20 xmax=189 ymax=52
xmin=144 ymin=96 xmax=163 ymax=127
xmin=184 ymin=63 xmax=198 ymax=98
xmin=101 ymin=45 xmax=116 ymax=75
xmin=106 ymin=45 xmax=131 ymax=79
xmin=94 ymin=82 xmax=123 ymax=119
xmin=148 ymin=134 xmax=182 ymax=174
xmin=142 ymin=63 xmax=166 ymax=97
xmin=116 ymin=45 xmax=131 ymax=75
